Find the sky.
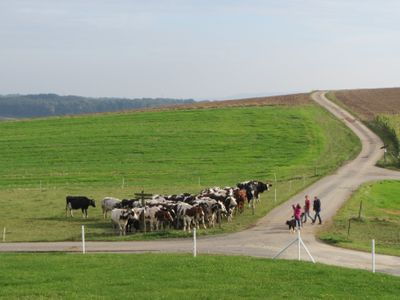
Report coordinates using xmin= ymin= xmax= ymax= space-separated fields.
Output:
xmin=1 ymin=0 xmax=399 ymax=100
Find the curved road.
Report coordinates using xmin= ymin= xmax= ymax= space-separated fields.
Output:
xmin=1 ymin=91 xmax=400 ymax=276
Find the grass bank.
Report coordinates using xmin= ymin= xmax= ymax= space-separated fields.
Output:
xmin=319 ymin=180 xmax=400 ymax=256
xmin=0 ymin=104 xmax=360 ymax=241
xmin=0 ymin=253 xmax=399 ymax=299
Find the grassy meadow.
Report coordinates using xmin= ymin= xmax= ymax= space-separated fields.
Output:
xmin=0 ymin=103 xmax=360 ymax=241
xmin=0 ymin=253 xmax=399 ymax=299
xmin=319 ymin=180 xmax=400 ymax=256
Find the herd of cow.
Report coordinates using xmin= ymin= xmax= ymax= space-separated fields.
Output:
xmin=65 ymin=180 xmax=272 ymax=235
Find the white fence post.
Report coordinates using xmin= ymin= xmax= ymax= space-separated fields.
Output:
xmin=273 ymin=230 xmax=315 ymax=263
xmin=372 ymin=239 xmax=375 ymax=273
xmin=193 ymin=228 xmax=197 ymax=257
xmin=274 ymin=173 xmax=277 ymax=203
xmin=297 ymin=230 xmax=301 ymax=261
xmin=2 ymin=227 xmax=5 ymax=242
xmin=82 ymin=225 xmax=86 ymax=254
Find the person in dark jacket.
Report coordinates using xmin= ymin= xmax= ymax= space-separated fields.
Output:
xmin=312 ymin=196 xmax=322 ymax=224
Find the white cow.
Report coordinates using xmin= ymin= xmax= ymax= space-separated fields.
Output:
xmin=101 ymin=197 xmax=121 ymax=219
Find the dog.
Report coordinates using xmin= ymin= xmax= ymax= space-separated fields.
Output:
xmin=286 ymin=218 xmax=297 ymax=233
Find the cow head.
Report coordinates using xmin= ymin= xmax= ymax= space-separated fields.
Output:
xmin=257 ymin=181 xmax=272 ymax=192
xmin=130 ymin=209 xmax=140 ymax=220
xmin=90 ymin=199 xmax=96 ymax=207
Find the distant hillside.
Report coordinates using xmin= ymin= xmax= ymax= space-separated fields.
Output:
xmin=0 ymin=94 xmax=195 ymax=118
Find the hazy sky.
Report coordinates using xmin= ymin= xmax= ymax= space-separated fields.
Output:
xmin=1 ymin=0 xmax=399 ymax=100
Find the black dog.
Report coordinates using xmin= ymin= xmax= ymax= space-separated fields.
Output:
xmin=286 ymin=219 xmax=296 ymax=233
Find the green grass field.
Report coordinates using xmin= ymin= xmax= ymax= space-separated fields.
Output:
xmin=0 ymin=104 xmax=360 ymax=241
xmin=0 ymin=253 xmax=398 ymax=299
xmin=319 ymin=180 xmax=400 ymax=256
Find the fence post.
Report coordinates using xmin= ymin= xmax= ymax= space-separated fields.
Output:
xmin=347 ymin=219 xmax=351 ymax=239
xmin=372 ymin=239 xmax=375 ymax=273
xmin=193 ymin=228 xmax=197 ymax=257
xmin=82 ymin=225 xmax=86 ymax=254
xmin=274 ymin=173 xmax=277 ymax=203
xmin=2 ymin=227 xmax=5 ymax=242
xmin=297 ymin=230 xmax=301 ymax=261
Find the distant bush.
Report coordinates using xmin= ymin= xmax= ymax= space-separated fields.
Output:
xmin=0 ymin=94 xmax=195 ymax=118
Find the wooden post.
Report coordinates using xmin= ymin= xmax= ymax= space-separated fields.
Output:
xmin=141 ymin=190 xmax=146 ymax=233
xmin=134 ymin=191 xmax=153 ymax=233
xmin=347 ymin=219 xmax=351 ymax=239
xmin=358 ymin=200 xmax=363 ymax=220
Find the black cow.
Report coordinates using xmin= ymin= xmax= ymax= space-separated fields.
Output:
xmin=118 ymin=199 xmax=141 ymax=209
xmin=66 ymin=196 xmax=96 ymax=218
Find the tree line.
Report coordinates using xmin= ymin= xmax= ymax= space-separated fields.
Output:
xmin=0 ymin=94 xmax=195 ymax=118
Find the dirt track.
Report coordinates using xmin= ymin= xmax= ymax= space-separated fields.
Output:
xmin=1 ymin=91 xmax=400 ymax=276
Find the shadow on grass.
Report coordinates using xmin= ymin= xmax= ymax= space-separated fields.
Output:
xmin=320 ymin=236 xmax=349 ymax=245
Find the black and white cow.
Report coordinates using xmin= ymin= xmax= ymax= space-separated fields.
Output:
xmin=237 ymin=180 xmax=272 ymax=207
xmin=198 ymin=187 xmax=237 ymax=220
xmin=66 ymin=196 xmax=96 ymax=218
xmin=111 ymin=208 xmax=139 ymax=236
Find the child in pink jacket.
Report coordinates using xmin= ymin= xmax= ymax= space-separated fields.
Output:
xmin=292 ymin=203 xmax=302 ymax=229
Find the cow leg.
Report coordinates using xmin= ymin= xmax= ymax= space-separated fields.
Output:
xmin=202 ymin=216 xmax=207 ymax=229
xmin=182 ymin=217 xmax=186 ymax=232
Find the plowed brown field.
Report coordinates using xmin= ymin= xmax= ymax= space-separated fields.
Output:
xmin=332 ymin=88 xmax=400 ymax=120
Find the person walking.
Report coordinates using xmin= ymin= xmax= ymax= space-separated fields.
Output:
xmin=292 ymin=203 xmax=302 ymax=229
xmin=302 ymin=195 xmax=312 ymax=223
xmin=312 ymin=196 xmax=322 ymax=224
